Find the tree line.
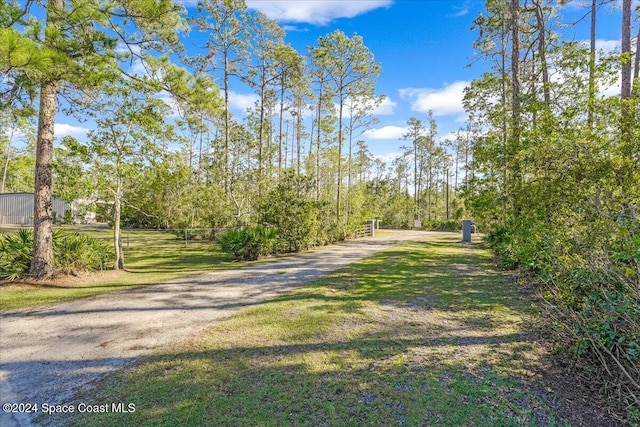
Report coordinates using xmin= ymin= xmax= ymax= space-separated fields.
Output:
xmin=463 ymin=0 xmax=639 ymax=420
xmin=1 ymin=0 xmax=468 ymax=279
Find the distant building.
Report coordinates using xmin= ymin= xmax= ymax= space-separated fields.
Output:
xmin=0 ymin=192 xmax=71 ymax=225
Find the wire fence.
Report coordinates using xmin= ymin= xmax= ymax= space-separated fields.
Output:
xmin=2 ymin=222 xmax=380 ymax=249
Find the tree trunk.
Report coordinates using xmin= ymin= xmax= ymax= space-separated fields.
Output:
xmin=296 ymin=102 xmax=302 ymax=174
xmin=413 ymin=138 xmax=418 ymax=221
xmin=634 ymin=25 xmax=640 ymax=86
xmin=113 ymin=179 xmax=124 ymax=270
xmin=533 ymin=0 xmax=550 ymax=106
xmin=1 ymin=139 xmax=10 ymax=193
xmin=510 ymin=0 xmax=522 ymax=217
xmin=31 ymin=79 xmax=59 ymax=279
xmin=278 ymin=71 xmax=285 ymax=176
xmin=588 ymin=0 xmax=597 ymax=130
xmin=258 ymin=62 xmax=266 ymax=192
xmin=346 ymin=121 xmax=353 ymax=224
xmin=224 ymin=56 xmax=230 ymax=195
xmin=621 ymin=0 xmax=632 ymax=100
xmin=445 ymin=167 xmax=450 ymax=220
xmin=336 ymin=92 xmax=344 ymax=220
xmin=316 ymin=79 xmax=323 ymax=201
xmin=427 ymin=165 xmax=432 ymax=221
xmin=31 ymin=0 xmax=63 ymax=279
xmin=619 ymin=0 xmax=633 ymax=192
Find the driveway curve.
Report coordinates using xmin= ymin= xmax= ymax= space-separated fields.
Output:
xmin=0 ymin=230 xmax=431 ymax=426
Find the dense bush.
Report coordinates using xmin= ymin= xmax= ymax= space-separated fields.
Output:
xmin=53 ymin=230 xmax=113 ymax=274
xmin=0 ymin=229 xmax=113 ymax=279
xmin=422 ymin=220 xmax=460 ymax=232
xmin=259 ymin=172 xmax=345 ymax=251
xmin=0 ymin=229 xmax=33 ymax=280
xmin=483 ymin=208 xmax=640 ymax=421
xmin=218 ymin=226 xmax=277 ymax=261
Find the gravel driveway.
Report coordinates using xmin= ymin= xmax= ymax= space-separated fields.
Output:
xmin=0 ymin=230 xmax=430 ymax=427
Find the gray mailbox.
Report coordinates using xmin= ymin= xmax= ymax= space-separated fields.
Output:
xmin=462 ymin=219 xmax=473 ymax=242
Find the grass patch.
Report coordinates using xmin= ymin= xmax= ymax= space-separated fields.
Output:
xmin=59 ymin=235 xmax=564 ymax=426
xmin=0 ymin=227 xmax=235 ymax=310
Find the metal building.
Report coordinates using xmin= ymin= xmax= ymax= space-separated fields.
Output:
xmin=0 ymin=193 xmax=71 ymax=225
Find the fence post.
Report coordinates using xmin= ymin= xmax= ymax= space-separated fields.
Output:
xmin=369 ymin=219 xmax=375 ymax=237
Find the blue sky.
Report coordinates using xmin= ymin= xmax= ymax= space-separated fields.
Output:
xmin=53 ymin=0 xmax=631 ymax=166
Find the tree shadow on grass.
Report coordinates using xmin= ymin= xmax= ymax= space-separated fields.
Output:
xmin=266 ymin=240 xmax=525 ymax=318
xmin=22 ymin=329 xmax=560 ymax=427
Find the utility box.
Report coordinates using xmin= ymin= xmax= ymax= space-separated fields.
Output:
xmin=462 ymin=219 xmax=473 ymax=242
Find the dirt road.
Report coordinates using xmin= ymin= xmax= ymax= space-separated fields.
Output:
xmin=0 ymin=230 xmax=430 ymax=427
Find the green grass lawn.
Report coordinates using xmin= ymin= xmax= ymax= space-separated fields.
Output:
xmin=57 ymin=234 xmax=563 ymax=427
xmin=0 ymin=227 xmax=235 ymax=310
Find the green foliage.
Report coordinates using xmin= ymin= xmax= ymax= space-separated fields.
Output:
xmin=422 ymin=220 xmax=460 ymax=232
xmin=0 ymin=229 xmax=33 ymax=280
xmin=258 ymin=172 xmax=325 ymax=252
xmin=218 ymin=226 xmax=277 ymax=261
xmin=464 ymin=3 xmax=640 ymax=419
xmin=53 ymin=230 xmax=113 ymax=274
xmin=0 ymin=229 xmax=113 ymax=279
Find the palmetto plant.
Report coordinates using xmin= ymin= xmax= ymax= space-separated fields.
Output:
xmin=0 ymin=229 xmax=33 ymax=280
xmin=218 ymin=226 xmax=277 ymax=261
xmin=0 ymin=229 xmax=113 ymax=280
xmin=53 ymin=230 xmax=113 ymax=274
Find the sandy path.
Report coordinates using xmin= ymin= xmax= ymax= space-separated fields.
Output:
xmin=0 ymin=230 xmax=429 ymax=426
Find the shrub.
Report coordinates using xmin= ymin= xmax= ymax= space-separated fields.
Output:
xmin=218 ymin=226 xmax=277 ymax=261
xmin=0 ymin=229 xmax=113 ymax=280
xmin=258 ymin=172 xmax=324 ymax=252
xmin=422 ymin=220 xmax=460 ymax=231
xmin=534 ymin=206 xmax=639 ymax=422
xmin=0 ymin=229 xmax=33 ymax=280
xmin=53 ymin=230 xmax=113 ymax=274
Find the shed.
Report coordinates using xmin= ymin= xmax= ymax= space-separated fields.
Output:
xmin=0 ymin=192 xmax=71 ymax=225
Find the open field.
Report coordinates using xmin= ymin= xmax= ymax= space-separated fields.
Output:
xmin=53 ymin=234 xmax=573 ymax=426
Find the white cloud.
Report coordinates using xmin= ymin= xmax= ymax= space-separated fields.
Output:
xmin=578 ymin=39 xmax=620 ymax=55
xmin=437 ymin=131 xmax=458 ymax=144
xmin=282 ymin=25 xmax=308 ymax=32
xmin=226 ymin=91 xmax=259 ymax=112
xmin=371 ymin=97 xmax=397 ymax=116
xmin=158 ymin=91 xmax=182 ymax=118
xmin=561 ymin=0 xmax=640 ymax=11
xmin=129 ymin=58 xmax=149 ymax=76
xmin=454 ymin=113 xmax=469 ymax=123
xmin=601 ymin=78 xmax=621 ymax=98
xmin=448 ymin=6 xmax=469 ymax=17
xmin=399 ymin=81 xmax=470 ymax=116
xmin=115 ymin=42 xmax=141 ymax=57
xmin=595 ymin=39 xmax=620 ymax=54
xmin=54 ymin=124 xmax=90 ymax=138
xmin=246 ymin=0 xmax=393 ymax=25
xmin=374 ymin=151 xmax=402 ymax=166
xmin=553 ymin=38 xmax=629 ymax=99
xmin=363 ymin=125 xmax=407 ymax=140
xmin=338 ymin=96 xmax=397 ymax=117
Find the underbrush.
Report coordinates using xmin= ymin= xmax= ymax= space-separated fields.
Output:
xmin=484 ymin=209 xmax=640 ymax=423
xmin=421 ymin=220 xmax=460 ymax=232
xmin=218 ymin=226 xmax=277 ymax=261
xmin=0 ymin=229 xmax=113 ymax=279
